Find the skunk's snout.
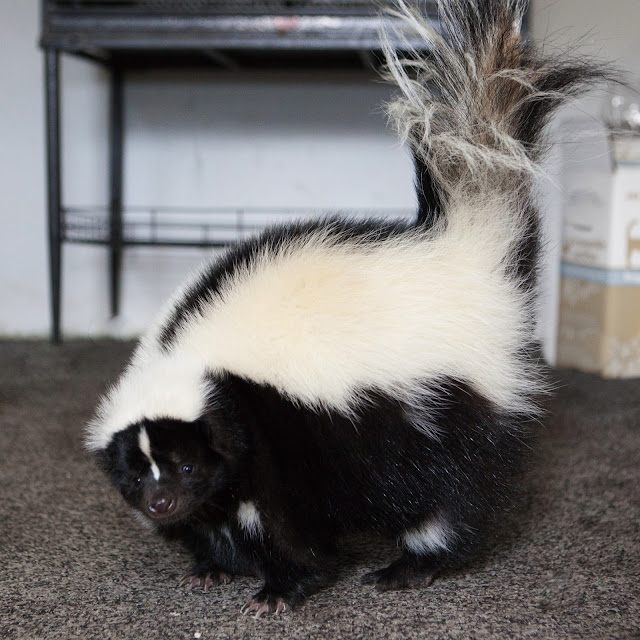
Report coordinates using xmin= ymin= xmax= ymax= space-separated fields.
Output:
xmin=147 ymin=494 xmax=176 ymax=518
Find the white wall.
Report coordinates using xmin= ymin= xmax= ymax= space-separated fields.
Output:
xmin=531 ymin=0 xmax=640 ymax=84
xmin=0 ymin=0 xmax=48 ymax=335
xmin=0 ymin=0 xmax=638 ymax=358
xmin=528 ymin=0 xmax=640 ymax=363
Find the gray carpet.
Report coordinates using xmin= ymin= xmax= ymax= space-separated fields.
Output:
xmin=1 ymin=339 xmax=639 ymax=639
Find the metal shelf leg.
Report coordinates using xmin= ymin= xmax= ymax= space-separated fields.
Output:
xmin=109 ymin=67 xmax=124 ymax=317
xmin=45 ymin=49 xmax=62 ymax=343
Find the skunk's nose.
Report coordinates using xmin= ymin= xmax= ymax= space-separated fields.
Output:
xmin=148 ymin=496 xmax=176 ymax=516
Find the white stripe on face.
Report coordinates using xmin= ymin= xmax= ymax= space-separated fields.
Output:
xmin=138 ymin=427 xmax=161 ymax=481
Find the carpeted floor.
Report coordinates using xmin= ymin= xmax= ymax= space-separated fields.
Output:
xmin=1 ymin=339 xmax=639 ymax=639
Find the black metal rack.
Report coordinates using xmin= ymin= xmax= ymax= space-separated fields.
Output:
xmin=62 ymin=205 xmax=413 ymax=247
xmin=48 ymin=1 xmax=541 ymax=342
xmin=41 ymin=1 xmax=436 ymax=66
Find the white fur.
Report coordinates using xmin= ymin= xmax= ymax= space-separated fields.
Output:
xmin=402 ymin=517 xmax=454 ymax=554
xmin=138 ymin=427 xmax=161 ymax=480
xmin=162 ymin=215 xmax=535 ymax=410
xmin=382 ymin=0 xmax=536 ymax=194
xmin=85 ymin=353 xmax=212 ymax=451
xmin=237 ymin=501 xmax=263 ymax=538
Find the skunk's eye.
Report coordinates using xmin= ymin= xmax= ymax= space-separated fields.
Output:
xmin=135 ymin=476 xmax=142 ymax=484
xmin=181 ymin=464 xmax=194 ymax=474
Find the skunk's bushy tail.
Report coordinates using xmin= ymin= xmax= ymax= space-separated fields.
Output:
xmin=382 ymin=0 xmax=611 ymax=284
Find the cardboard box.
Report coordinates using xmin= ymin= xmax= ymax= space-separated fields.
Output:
xmin=557 ymin=120 xmax=640 ymax=377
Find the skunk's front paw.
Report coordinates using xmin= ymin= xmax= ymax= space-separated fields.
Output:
xmin=240 ymin=589 xmax=290 ymax=618
xmin=178 ymin=570 xmax=233 ymax=593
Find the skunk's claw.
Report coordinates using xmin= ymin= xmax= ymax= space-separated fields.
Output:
xmin=241 ymin=593 xmax=289 ymax=618
xmin=178 ymin=571 xmax=232 ymax=593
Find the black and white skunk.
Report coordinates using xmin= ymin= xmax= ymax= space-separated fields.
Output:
xmin=86 ymin=0 xmax=607 ymax=617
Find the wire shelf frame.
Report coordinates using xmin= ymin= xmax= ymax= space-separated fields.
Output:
xmin=62 ymin=205 xmax=415 ymax=247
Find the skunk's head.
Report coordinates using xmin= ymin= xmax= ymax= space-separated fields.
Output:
xmin=97 ymin=418 xmax=230 ymax=526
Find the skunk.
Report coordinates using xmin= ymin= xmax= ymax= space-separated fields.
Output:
xmin=86 ymin=0 xmax=608 ymax=617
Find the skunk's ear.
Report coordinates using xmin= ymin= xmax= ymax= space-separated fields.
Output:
xmin=93 ymin=438 xmax=133 ymax=495
xmin=92 ymin=425 xmax=142 ymax=489
xmin=94 ymin=439 xmax=117 ymax=475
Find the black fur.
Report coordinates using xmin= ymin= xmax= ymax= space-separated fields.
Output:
xmin=102 ymin=374 xmax=528 ymax=609
xmin=414 ymin=155 xmax=444 ymax=227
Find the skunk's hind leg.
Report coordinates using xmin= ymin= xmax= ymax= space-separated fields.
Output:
xmin=362 ymin=517 xmax=463 ymax=591
xmin=362 ymin=551 xmax=441 ymax=591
